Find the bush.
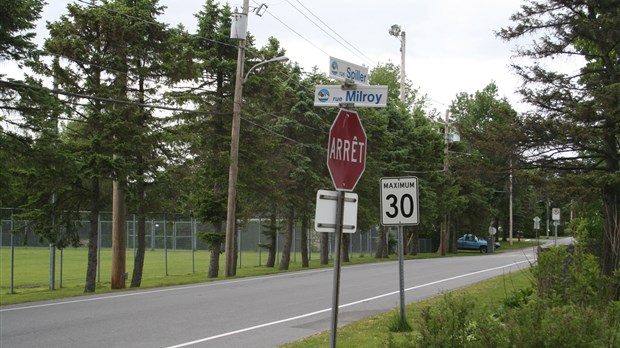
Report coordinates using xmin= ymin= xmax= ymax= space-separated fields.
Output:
xmin=502 ymin=300 xmax=612 ymax=348
xmin=532 ymin=245 xmax=605 ymax=306
xmin=415 ymin=293 xmax=504 ymax=348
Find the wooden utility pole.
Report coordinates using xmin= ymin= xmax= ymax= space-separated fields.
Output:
xmin=225 ymin=0 xmax=249 ymax=277
xmin=399 ymin=30 xmax=406 ymax=103
xmin=509 ymin=160 xmax=513 ymax=246
xmin=111 ymin=179 xmax=126 ymax=289
xmin=441 ymin=110 xmax=449 ymax=256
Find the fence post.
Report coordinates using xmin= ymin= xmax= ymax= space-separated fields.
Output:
xmin=49 ymin=243 xmax=55 ymax=290
xmin=97 ymin=212 xmax=101 ymax=283
xmin=191 ymin=217 xmax=195 ymax=273
xmin=237 ymin=226 xmax=241 ymax=269
xmin=133 ymin=214 xmax=136 ymax=259
xmin=164 ymin=216 xmax=168 ymax=276
xmin=258 ymin=216 xmax=262 ymax=266
xmin=10 ymin=209 xmax=14 ymax=294
xmin=59 ymin=248 xmax=63 ymax=288
xmin=173 ymin=220 xmax=177 ymax=251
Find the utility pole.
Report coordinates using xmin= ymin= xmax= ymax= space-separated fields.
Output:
xmin=441 ymin=109 xmax=449 ymax=256
xmin=509 ymin=160 xmax=513 ymax=246
xmin=399 ymin=30 xmax=406 ymax=103
xmin=111 ymin=98 xmax=126 ymax=289
xmin=225 ymin=0 xmax=249 ymax=277
xmin=389 ymin=25 xmax=406 ymax=103
xmin=111 ymin=178 xmax=126 ymax=288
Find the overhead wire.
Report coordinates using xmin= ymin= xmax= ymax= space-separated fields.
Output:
xmin=251 ymin=1 xmax=330 ymax=57
xmin=282 ymin=0 xmax=375 ymax=67
xmin=1 ymin=78 xmax=321 ymax=146
xmin=290 ymin=0 xmax=376 ymax=67
xmin=0 ymin=79 xmax=229 ymax=116
xmin=253 ymin=1 xmax=450 ymax=109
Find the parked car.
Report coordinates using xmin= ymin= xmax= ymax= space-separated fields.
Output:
xmin=457 ymin=234 xmax=500 ymax=253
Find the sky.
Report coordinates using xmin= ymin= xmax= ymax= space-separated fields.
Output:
xmin=15 ymin=0 xmax=531 ymax=112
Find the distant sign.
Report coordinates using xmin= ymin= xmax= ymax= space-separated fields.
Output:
xmin=533 ymin=216 xmax=541 ymax=229
xmin=314 ymin=85 xmax=388 ymax=108
xmin=329 ymin=57 xmax=369 ymax=85
xmin=552 ymin=208 xmax=560 ymax=221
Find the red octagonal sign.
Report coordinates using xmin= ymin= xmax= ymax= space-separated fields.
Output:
xmin=327 ymin=109 xmax=367 ymax=191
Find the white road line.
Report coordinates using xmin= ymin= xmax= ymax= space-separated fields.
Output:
xmin=164 ymin=260 xmax=530 ymax=348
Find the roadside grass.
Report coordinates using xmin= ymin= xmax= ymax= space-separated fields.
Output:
xmin=497 ymin=239 xmax=541 ymax=251
xmin=281 ymin=268 xmax=533 ymax=348
xmin=0 ymin=247 xmax=442 ymax=305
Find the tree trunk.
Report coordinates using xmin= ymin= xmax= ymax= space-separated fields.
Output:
xmin=602 ymin=183 xmax=620 ymax=280
xmin=342 ymin=233 xmax=350 ymax=262
xmin=84 ymin=177 xmax=99 ymax=293
xmin=207 ymin=223 xmax=223 ymax=278
xmin=410 ymin=227 xmax=419 ymax=256
xmin=130 ymin=168 xmax=146 ymax=288
xmin=300 ymin=215 xmax=309 ymax=268
xmin=265 ymin=213 xmax=277 ymax=267
xmin=232 ymin=219 xmax=238 ymax=273
xmin=208 ymin=241 xmax=221 ymax=278
xmin=375 ymin=225 xmax=388 ymax=258
xmin=279 ymin=208 xmax=294 ymax=270
xmin=449 ymin=215 xmax=457 ymax=253
xmin=320 ymin=232 xmax=329 ymax=265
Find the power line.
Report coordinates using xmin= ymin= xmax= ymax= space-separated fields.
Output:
xmin=290 ymin=0 xmax=376 ymax=67
xmin=1 ymin=79 xmax=321 ymax=147
xmin=0 ymin=79 xmax=229 ymax=116
xmin=252 ymin=2 xmax=330 ymax=57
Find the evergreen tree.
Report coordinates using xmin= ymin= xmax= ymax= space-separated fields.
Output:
xmin=498 ymin=0 xmax=620 ymax=279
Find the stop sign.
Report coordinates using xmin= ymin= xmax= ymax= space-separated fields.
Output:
xmin=327 ymin=109 xmax=367 ymax=191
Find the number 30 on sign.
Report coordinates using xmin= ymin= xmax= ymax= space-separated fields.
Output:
xmin=380 ymin=177 xmax=419 ymax=226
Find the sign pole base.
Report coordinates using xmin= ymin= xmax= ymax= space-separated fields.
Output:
xmin=329 ymin=190 xmax=345 ymax=348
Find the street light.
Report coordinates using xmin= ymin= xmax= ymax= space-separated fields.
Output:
xmin=389 ymin=24 xmax=406 ymax=103
xmin=244 ymin=56 xmax=289 ymax=83
xmin=224 ymin=51 xmax=289 ymax=277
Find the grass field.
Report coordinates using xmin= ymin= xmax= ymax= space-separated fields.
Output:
xmin=0 ymin=246 xmax=330 ymax=303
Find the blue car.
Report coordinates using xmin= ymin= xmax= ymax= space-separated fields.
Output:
xmin=457 ymin=234 xmax=500 ymax=253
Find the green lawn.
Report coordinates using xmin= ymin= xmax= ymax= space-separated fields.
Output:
xmin=0 ymin=241 xmax=539 ymax=306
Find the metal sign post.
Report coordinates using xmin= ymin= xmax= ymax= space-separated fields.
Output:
xmin=533 ymin=216 xmax=541 ymax=248
xmin=329 ymin=190 xmax=345 ymax=348
xmin=379 ymin=177 xmax=419 ymax=326
xmin=552 ymin=208 xmax=560 ymax=246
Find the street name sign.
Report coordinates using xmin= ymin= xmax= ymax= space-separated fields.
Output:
xmin=380 ymin=177 xmax=419 ymax=226
xmin=329 ymin=56 xmax=369 ymax=85
xmin=314 ymin=190 xmax=358 ymax=233
xmin=327 ymin=109 xmax=367 ymax=191
xmin=314 ymin=85 xmax=388 ymax=108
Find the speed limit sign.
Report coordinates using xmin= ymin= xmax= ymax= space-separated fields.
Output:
xmin=380 ymin=177 xmax=419 ymax=226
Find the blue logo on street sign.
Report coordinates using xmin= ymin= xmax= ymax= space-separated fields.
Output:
xmin=317 ymin=88 xmax=330 ymax=102
xmin=330 ymin=60 xmax=338 ymax=76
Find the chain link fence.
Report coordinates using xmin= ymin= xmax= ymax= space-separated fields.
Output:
xmin=0 ymin=208 xmax=433 ymax=291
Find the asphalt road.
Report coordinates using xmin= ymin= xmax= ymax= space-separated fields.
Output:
xmin=0 ymin=239 xmax=569 ymax=348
